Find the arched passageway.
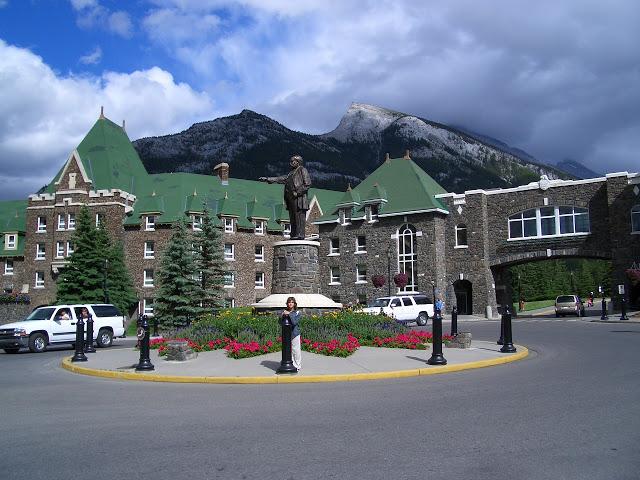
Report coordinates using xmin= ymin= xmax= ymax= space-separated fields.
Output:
xmin=454 ymin=280 xmax=473 ymax=314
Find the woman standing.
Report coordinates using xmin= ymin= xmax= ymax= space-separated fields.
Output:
xmin=282 ymin=296 xmax=302 ymax=371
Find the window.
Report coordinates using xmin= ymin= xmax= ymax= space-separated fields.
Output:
xmin=282 ymin=222 xmax=291 ymax=237
xmin=329 ymin=238 xmax=340 ymax=255
xmin=356 ymin=265 xmax=367 ymax=283
xmin=255 ymin=272 xmax=265 ymax=289
xmin=397 ymin=224 xmax=417 ymax=292
xmin=355 ymin=236 xmax=366 ymax=253
xmin=508 ymin=206 xmax=590 ymax=240
xmin=143 ymin=298 xmax=154 ymax=316
xmin=254 ymin=220 xmax=265 ymax=235
xmin=4 ymin=259 xmax=14 ymax=275
xmin=57 ymin=214 xmax=66 ymax=230
xmin=37 ymin=216 xmax=47 ymax=233
xmin=145 ymin=215 xmax=155 ymax=231
xmin=144 ymin=241 xmax=155 ymax=259
xmin=56 ymin=241 xmax=64 ymax=258
xmin=67 ymin=213 xmax=76 ymax=230
xmin=36 ymin=243 xmax=46 ymax=260
xmin=96 ymin=213 xmax=105 ymax=227
xmin=66 ymin=241 xmax=74 ymax=256
xmin=223 ymin=217 xmax=234 ymax=233
xmin=330 ymin=266 xmax=341 ymax=284
xmin=255 ymin=245 xmax=264 ymax=262
xmin=339 ymin=208 xmax=351 ymax=226
xmin=224 ymin=243 xmax=235 ymax=261
xmin=5 ymin=234 xmax=17 ymax=250
xmin=224 ymin=272 xmax=235 ymax=288
xmin=632 ymin=205 xmax=640 ymax=233
xmin=143 ymin=269 xmax=154 ymax=287
xmin=92 ymin=305 xmax=123 ymax=317
xmin=35 ymin=271 xmax=44 ymax=288
xmin=192 ymin=215 xmax=203 ymax=231
xmin=357 ymin=294 xmax=367 ymax=305
xmin=224 ymin=298 xmax=235 ymax=308
xmin=366 ymin=204 xmax=379 ymax=222
xmin=455 ymin=224 xmax=468 ymax=247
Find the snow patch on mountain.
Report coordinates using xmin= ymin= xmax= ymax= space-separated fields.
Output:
xmin=323 ymin=103 xmax=404 ymax=142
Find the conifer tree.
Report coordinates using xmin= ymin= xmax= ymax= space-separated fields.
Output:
xmin=193 ymin=205 xmax=225 ymax=314
xmin=104 ymin=236 xmax=138 ymax=316
xmin=155 ymin=217 xmax=200 ymax=328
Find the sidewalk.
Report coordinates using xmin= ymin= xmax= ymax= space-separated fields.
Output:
xmin=62 ymin=340 xmax=528 ymax=384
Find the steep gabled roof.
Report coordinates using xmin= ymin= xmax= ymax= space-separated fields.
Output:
xmin=0 ymin=200 xmax=27 ymax=257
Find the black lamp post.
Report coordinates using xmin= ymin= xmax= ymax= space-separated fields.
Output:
xmin=386 ymin=247 xmax=392 ymax=296
xmin=431 ymin=280 xmax=436 ymax=310
xmin=277 ymin=314 xmax=297 ymax=374
xmin=518 ymin=273 xmax=522 ymax=311
xmin=103 ymin=258 xmax=110 ymax=303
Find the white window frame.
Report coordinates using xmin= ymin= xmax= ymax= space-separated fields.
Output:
xmin=355 ymin=236 xmax=366 ymax=254
xmin=192 ymin=214 xmax=203 ymax=231
xmin=356 ymin=265 xmax=367 ymax=284
xmin=224 ymin=271 xmax=235 ymax=288
xmin=56 ymin=241 xmax=65 ymax=259
xmin=254 ymin=245 xmax=265 ymax=262
xmin=37 ymin=216 xmax=47 ymax=233
xmin=339 ymin=208 xmax=351 ymax=226
xmin=96 ymin=213 xmax=104 ymax=227
xmin=224 ymin=243 xmax=235 ymax=261
xmin=57 ymin=214 xmax=66 ymax=230
xmin=36 ymin=243 xmax=46 ymax=260
xmin=330 ymin=266 xmax=341 ymax=285
xmin=329 ymin=238 xmax=340 ymax=256
xmin=4 ymin=259 xmax=14 ymax=275
xmin=254 ymin=220 xmax=265 ymax=235
xmin=282 ymin=222 xmax=291 ymax=237
xmin=255 ymin=272 xmax=265 ymax=289
xmin=397 ymin=224 xmax=417 ymax=292
xmin=35 ymin=271 xmax=44 ymax=288
xmin=455 ymin=224 xmax=468 ymax=248
xmin=143 ymin=298 xmax=154 ymax=316
xmin=365 ymin=204 xmax=379 ymax=222
xmin=508 ymin=206 xmax=590 ymax=240
xmin=224 ymin=298 xmax=235 ymax=308
xmin=632 ymin=205 xmax=640 ymax=233
xmin=143 ymin=269 xmax=154 ymax=287
xmin=145 ymin=215 xmax=156 ymax=231
xmin=67 ymin=213 xmax=76 ymax=230
xmin=223 ymin=217 xmax=234 ymax=233
xmin=5 ymin=234 xmax=17 ymax=250
xmin=66 ymin=241 xmax=74 ymax=256
xmin=144 ymin=241 xmax=155 ymax=259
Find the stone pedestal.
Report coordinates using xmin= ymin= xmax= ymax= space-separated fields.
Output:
xmin=165 ymin=340 xmax=198 ymax=361
xmin=446 ymin=331 xmax=472 ymax=349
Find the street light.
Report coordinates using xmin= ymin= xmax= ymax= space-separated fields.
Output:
xmin=431 ymin=280 xmax=436 ymax=311
xmin=103 ymin=258 xmax=110 ymax=303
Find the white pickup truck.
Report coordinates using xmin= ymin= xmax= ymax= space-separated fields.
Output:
xmin=361 ymin=294 xmax=434 ymax=326
xmin=0 ymin=304 xmax=125 ymax=353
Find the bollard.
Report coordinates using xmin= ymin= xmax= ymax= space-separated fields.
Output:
xmin=71 ymin=317 xmax=87 ymax=362
xmin=497 ymin=307 xmax=505 ymax=345
xmin=600 ymin=298 xmax=608 ymax=320
xmin=620 ymin=295 xmax=629 ymax=320
xmin=450 ymin=306 xmax=458 ymax=337
xmin=276 ymin=314 xmax=297 ymax=374
xmin=84 ymin=314 xmax=96 ymax=353
xmin=135 ymin=315 xmax=155 ymax=371
xmin=500 ymin=305 xmax=516 ymax=353
xmin=427 ymin=309 xmax=447 ymax=365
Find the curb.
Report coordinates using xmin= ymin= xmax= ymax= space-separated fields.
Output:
xmin=61 ymin=346 xmax=529 ymax=384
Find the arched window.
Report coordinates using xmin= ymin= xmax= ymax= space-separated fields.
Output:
xmin=508 ymin=206 xmax=590 ymax=240
xmin=455 ymin=224 xmax=468 ymax=247
xmin=397 ymin=224 xmax=417 ymax=292
xmin=632 ymin=205 xmax=640 ymax=233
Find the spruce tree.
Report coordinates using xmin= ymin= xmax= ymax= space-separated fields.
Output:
xmin=104 ymin=236 xmax=138 ymax=316
xmin=193 ymin=205 xmax=225 ymax=314
xmin=155 ymin=217 xmax=200 ymax=328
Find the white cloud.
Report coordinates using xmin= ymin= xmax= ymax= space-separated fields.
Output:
xmin=0 ymin=40 xmax=214 ymax=200
xmin=70 ymin=0 xmax=133 ymax=38
xmin=108 ymin=11 xmax=134 ymax=38
xmin=79 ymin=46 xmax=102 ymax=65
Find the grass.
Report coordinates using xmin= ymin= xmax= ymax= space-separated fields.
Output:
xmin=513 ymin=299 xmax=556 ymax=312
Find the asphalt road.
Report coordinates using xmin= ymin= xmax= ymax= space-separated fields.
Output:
xmin=1 ymin=317 xmax=639 ymax=480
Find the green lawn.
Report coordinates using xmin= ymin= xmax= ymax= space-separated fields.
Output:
xmin=513 ymin=299 xmax=555 ymax=312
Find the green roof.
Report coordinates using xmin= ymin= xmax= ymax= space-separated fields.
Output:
xmin=46 ymin=116 xmax=148 ymax=195
xmin=316 ymin=157 xmax=449 ymax=223
xmin=0 ymin=201 xmax=26 ymax=256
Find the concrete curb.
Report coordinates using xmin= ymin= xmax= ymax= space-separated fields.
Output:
xmin=61 ymin=346 xmax=529 ymax=384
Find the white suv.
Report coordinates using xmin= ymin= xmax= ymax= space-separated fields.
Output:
xmin=362 ymin=294 xmax=434 ymax=326
xmin=0 ymin=304 xmax=126 ymax=354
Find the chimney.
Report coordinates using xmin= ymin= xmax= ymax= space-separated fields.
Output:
xmin=403 ymin=149 xmax=411 ymax=159
xmin=384 ymin=153 xmax=390 ymax=162
xmin=99 ymin=106 xmax=105 ymax=119
xmin=213 ymin=162 xmax=230 ymax=185
xmin=122 ymin=119 xmax=126 ymax=131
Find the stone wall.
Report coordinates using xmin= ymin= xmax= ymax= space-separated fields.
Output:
xmin=0 ymin=303 xmax=33 ymax=325
xmin=271 ymin=241 xmax=319 ymax=294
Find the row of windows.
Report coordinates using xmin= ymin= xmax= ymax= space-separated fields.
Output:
xmin=329 ymin=265 xmax=367 ymax=284
xmin=34 ymin=213 xmax=104 ymax=233
xmin=328 ymin=236 xmax=367 ymax=255
xmin=140 ymin=297 xmax=236 ymax=316
xmin=141 ymin=269 xmax=266 ymax=289
xmin=508 ymin=206 xmax=590 ymax=239
xmin=338 ymin=204 xmax=380 ymax=226
xmin=144 ymin=215 xmax=291 ymax=236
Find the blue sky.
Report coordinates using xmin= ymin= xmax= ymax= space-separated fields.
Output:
xmin=1 ymin=0 xmax=639 ymax=200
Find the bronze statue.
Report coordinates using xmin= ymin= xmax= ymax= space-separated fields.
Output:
xmin=259 ymin=155 xmax=311 ymax=240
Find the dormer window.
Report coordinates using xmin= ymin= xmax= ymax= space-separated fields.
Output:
xmin=192 ymin=215 xmax=203 ymax=231
xmin=254 ymin=220 xmax=265 ymax=235
xmin=5 ymin=234 xmax=17 ymax=250
xmin=223 ymin=217 xmax=234 ymax=233
xmin=145 ymin=215 xmax=156 ymax=231
xmin=339 ymin=208 xmax=351 ymax=226
xmin=366 ymin=204 xmax=379 ymax=222
xmin=282 ymin=222 xmax=291 ymax=237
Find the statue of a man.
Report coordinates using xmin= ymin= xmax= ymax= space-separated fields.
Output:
xmin=259 ymin=155 xmax=311 ymax=240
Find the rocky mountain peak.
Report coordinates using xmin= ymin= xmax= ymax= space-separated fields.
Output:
xmin=323 ymin=102 xmax=405 ymax=142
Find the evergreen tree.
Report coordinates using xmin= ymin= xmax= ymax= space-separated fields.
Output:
xmin=56 ymin=206 xmax=104 ymax=303
xmin=155 ymin=217 xmax=200 ymax=328
xmin=104 ymin=237 xmax=138 ymax=316
xmin=193 ymin=205 xmax=225 ymax=314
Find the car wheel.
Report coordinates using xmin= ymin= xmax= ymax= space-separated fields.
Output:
xmin=3 ymin=348 xmax=20 ymax=354
xmin=28 ymin=333 xmax=47 ymax=353
xmin=96 ymin=329 xmax=113 ymax=348
xmin=416 ymin=312 xmax=428 ymax=326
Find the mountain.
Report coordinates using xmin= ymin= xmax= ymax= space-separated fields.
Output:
xmin=133 ymin=103 xmax=571 ymax=193
xmin=556 ymin=159 xmax=602 ymax=179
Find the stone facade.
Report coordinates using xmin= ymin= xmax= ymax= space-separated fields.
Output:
xmin=271 ymin=241 xmax=320 ymax=294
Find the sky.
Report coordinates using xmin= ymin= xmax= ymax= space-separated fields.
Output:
xmin=0 ymin=0 xmax=639 ymax=200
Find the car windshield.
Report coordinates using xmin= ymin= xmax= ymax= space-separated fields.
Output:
xmin=557 ymin=295 xmax=576 ymax=303
xmin=24 ymin=307 xmax=55 ymax=321
xmin=369 ymin=298 xmax=390 ymax=308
